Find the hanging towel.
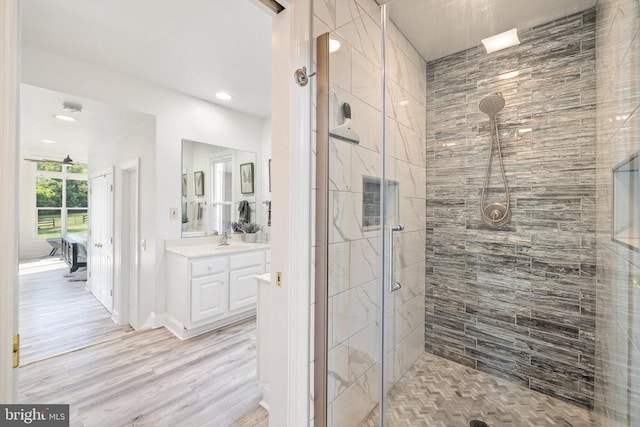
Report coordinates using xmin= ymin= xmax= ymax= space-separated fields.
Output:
xmin=238 ymin=200 xmax=251 ymax=223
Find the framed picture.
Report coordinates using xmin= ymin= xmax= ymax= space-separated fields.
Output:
xmin=268 ymin=159 xmax=271 ymax=192
xmin=181 ymin=174 xmax=187 ymax=197
xmin=194 ymin=171 xmax=204 ymax=196
xmin=240 ymin=162 xmax=254 ymax=194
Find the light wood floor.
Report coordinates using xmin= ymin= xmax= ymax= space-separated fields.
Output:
xmin=19 ymin=258 xmax=133 ymax=365
xmin=18 ymin=258 xmax=268 ymax=427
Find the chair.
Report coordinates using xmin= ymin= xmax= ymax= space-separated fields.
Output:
xmin=46 ymin=238 xmax=62 ymax=256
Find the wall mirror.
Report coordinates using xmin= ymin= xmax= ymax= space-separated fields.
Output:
xmin=181 ymin=139 xmax=257 ymax=238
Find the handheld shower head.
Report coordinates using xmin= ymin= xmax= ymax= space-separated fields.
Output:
xmin=479 ymin=92 xmax=505 ymax=116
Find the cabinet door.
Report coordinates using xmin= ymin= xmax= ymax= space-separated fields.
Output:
xmin=191 ymin=272 xmax=227 ymax=323
xmin=229 ymin=265 xmax=263 ymax=312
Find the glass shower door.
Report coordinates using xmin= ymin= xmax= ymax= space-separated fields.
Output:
xmin=379 ymin=1 xmax=428 ymax=425
xmin=314 ymin=0 xmax=426 ymax=423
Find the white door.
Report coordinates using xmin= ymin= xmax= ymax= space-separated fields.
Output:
xmin=89 ymin=172 xmax=114 ymax=312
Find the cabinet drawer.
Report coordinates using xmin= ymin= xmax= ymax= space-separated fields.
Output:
xmin=230 ymin=251 xmax=264 ymax=270
xmin=191 ymin=257 xmax=227 ymax=278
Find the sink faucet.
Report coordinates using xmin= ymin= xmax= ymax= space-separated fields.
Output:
xmin=219 ymin=232 xmax=231 ymax=246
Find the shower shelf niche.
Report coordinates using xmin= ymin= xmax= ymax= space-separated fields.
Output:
xmin=613 ymin=151 xmax=640 ymax=251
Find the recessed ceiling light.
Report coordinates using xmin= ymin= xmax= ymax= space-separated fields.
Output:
xmin=482 ymin=28 xmax=520 ymax=54
xmin=54 ymin=114 xmax=77 ymax=122
xmin=41 ymin=139 xmax=57 ymax=144
xmin=329 ymin=39 xmax=341 ymax=53
xmin=216 ymin=92 xmax=232 ymax=101
xmin=518 ymin=128 xmax=533 ymax=134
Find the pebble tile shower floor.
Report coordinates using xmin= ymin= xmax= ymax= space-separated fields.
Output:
xmin=361 ymin=353 xmax=604 ymax=427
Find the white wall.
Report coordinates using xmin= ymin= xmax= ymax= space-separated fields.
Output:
xmin=21 ymin=45 xmax=269 ymax=325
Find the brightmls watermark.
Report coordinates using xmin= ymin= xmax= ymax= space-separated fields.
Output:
xmin=0 ymin=405 xmax=69 ymax=426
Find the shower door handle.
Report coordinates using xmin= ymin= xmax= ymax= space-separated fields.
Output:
xmin=389 ymin=224 xmax=404 ymax=292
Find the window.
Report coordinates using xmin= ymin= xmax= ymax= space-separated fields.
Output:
xmin=35 ymin=162 xmax=88 ymax=239
xmin=210 ymin=157 xmax=233 ymax=233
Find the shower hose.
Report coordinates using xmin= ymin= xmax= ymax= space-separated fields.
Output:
xmin=480 ymin=114 xmax=510 ymax=226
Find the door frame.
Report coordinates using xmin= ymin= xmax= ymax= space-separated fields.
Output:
xmin=118 ymin=158 xmax=140 ymax=329
xmin=0 ymin=0 xmax=20 ymax=404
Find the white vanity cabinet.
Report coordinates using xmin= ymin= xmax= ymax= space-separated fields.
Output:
xmin=165 ymin=244 xmax=270 ymax=339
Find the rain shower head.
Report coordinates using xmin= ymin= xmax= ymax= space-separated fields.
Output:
xmin=479 ymin=92 xmax=505 ymax=116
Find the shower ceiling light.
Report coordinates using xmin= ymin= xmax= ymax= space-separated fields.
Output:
xmin=329 ymin=39 xmax=341 ymax=53
xmin=482 ymin=28 xmax=520 ymax=54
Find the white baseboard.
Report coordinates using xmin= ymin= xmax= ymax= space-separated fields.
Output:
xmin=164 ymin=311 xmax=256 ymax=340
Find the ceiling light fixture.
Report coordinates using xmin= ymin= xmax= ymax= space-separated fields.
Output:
xmin=41 ymin=139 xmax=57 ymax=144
xmin=62 ymin=101 xmax=83 ymax=114
xmin=54 ymin=114 xmax=77 ymax=122
xmin=329 ymin=39 xmax=341 ymax=53
xmin=482 ymin=28 xmax=520 ymax=54
xmin=215 ymin=92 xmax=232 ymax=101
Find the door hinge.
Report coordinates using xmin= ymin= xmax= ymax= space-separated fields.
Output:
xmin=109 ymin=289 xmax=113 ymax=297
xmin=88 ymin=271 xmax=91 ymax=278
xmin=110 ymin=237 xmax=113 ymax=244
xmin=13 ymin=334 xmax=19 ymax=368
xmin=110 ymin=184 xmax=113 ymax=192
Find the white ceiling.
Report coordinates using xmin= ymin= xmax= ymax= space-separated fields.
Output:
xmin=388 ymin=0 xmax=597 ymax=61
xmin=20 ymin=0 xmax=600 ymax=161
xmin=20 ymin=84 xmax=153 ymax=161
xmin=21 ymin=0 xmax=273 ymax=118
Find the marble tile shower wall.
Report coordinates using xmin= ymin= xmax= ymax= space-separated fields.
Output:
xmin=594 ymin=0 xmax=640 ymax=424
xmin=313 ymin=0 xmax=426 ymax=425
xmin=425 ymin=9 xmax=597 ymax=408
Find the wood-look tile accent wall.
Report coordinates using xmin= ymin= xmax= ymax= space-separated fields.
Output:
xmin=425 ymin=8 xmax=597 ymax=408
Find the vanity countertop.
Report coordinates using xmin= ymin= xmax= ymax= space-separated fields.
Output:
xmin=165 ymin=236 xmax=270 ymax=258
xmin=255 ymin=272 xmax=271 ymax=283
